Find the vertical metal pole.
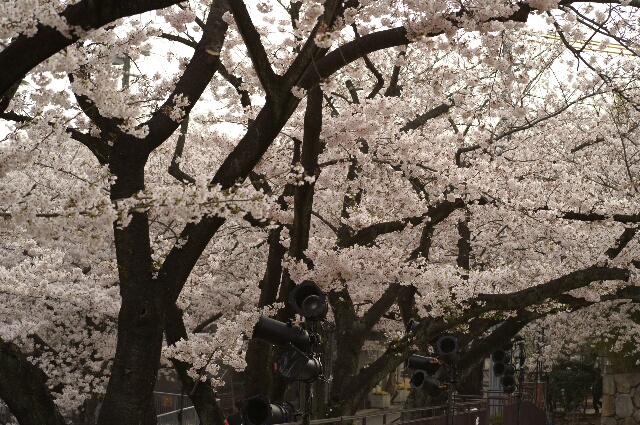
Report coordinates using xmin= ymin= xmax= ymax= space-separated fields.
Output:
xmin=303 ymin=382 xmax=311 ymax=425
xmin=447 ymin=368 xmax=456 ymax=425
xmin=516 ymin=343 xmax=524 ymax=425
xmin=303 ymin=320 xmax=316 ymax=425
xmin=122 ymin=55 xmax=131 ymax=89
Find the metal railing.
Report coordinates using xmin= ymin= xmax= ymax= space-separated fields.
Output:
xmin=275 ymin=398 xmax=487 ymax=425
xmin=155 ymin=391 xmax=200 ymax=425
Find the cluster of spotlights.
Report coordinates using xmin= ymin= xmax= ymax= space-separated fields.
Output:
xmin=243 ymin=280 xmax=328 ymax=425
xmin=492 ymin=335 xmax=524 ymax=394
xmin=407 ymin=335 xmax=459 ymax=397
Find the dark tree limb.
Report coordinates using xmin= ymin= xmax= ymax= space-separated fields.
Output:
xmin=0 ymin=111 xmax=32 ymax=122
xmin=192 ymin=312 xmax=223 ymax=334
xmin=143 ymin=0 xmax=230 ymax=152
xmin=474 ymin=266 xmax=629 ymax=310
xmin=218 ymin=64 xmax=252 ymax=108
xmin=165 ymin=304 xmax=226 ymax=425
xmin=66 ymin=128 xmax=110 ymax=165
xmin=160 ymin=32 xmax=198 ymax=48
xmin=69 ymin=73 xmax=124 ymax=135
xmin=227 ymin=0 xmax=281 ymax=96
xmin=0 ymin=80 xmax=21 ymax=114
xmin=0 ymin=337 xmax=67 ymax=425
xmin=362 ymin=283 xmax=400 ymax=331
xmin=280 ymin=0 xmax=342 ymax=91
xmin=338 ymin=198 xmax=466 ymax=248
xmin=0 ymin=0 xmax=190 ymax=96
xmin=169 ymin=115 xmax=196 ymax=184
xmin=383 ymin=50 xmax=406 ymax=97
xmin=298 ymin=4 xmax=534 ymax=90
xmin=400 ymin=103 xmax=454 ymax=133
xmin=345 ymin=79 xmax=359 ymax=104
xmin=571 ymin=136 xmax=606 ymax=153
xmin=605 ymin=227 xmax=637 ymax=260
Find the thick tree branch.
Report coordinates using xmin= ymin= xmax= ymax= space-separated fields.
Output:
xmin=400 ymin=102 xmax=453 ymax=133
xmin=384 ymin=50 xmax=406 ymax=97
xmin=218 ymin=63 xmax=252 ymax=108
xmin=298 ymin=4 xmax=534 ymax=90
xmin=0 ymin=337 xmax=67 ymax=425
xmin=143 ymin=0 xmax=230 ymax=152
xmin=362 ymin=283 xmax=400 ymax=331
xmin=351 ymin=23 xmax=385 ymax=99
xmin=605 ymin=227 xmax=637 ymax=260
xmin=0 ymin=111 xmax=32 ymax=122
xmin=281 ymin=0 xmax=342 ymax=91
xmin=475 ymin=266 xmax=629 ymax=310
xmin=0 ymin=0 xmax=190 ymax=96
xmin=69 ymin=74 xmax=124 ymax=136
xmin=0 ymin=80 xmax=21 ymax=114
xmin=169 ymin=115 xmax=196 ymax=184
xmin=227 ymin=0 xmax=280 ymax=96
xmin=571 ymin=135 xmax=605 ymax=153
xmin=192 ymin=312 xmax=223 ymax=334
xmin=338 ymin=198 xmax=465 ymax=248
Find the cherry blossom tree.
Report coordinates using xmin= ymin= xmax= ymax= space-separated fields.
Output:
xmin=3 ymin=1 xmax=640 ymax=425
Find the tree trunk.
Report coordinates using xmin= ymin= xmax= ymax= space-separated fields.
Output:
xmin=97 ymin=149 xmax=164 ymax=425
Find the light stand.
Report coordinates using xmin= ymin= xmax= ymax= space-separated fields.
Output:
xmin=435 ymin=336 xmax=459 ymax=425
xmin=248 ymin=280 xmax=328 ymax=425
xmin=515 ymin=337 xmax=525 ymax=425
xmin=301 ymin=321 xmax=318 ymax=425
xmin=446 ymin=366 xmax=457 ymax=425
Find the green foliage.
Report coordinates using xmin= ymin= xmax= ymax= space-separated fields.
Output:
xmin=548 ymin=360 xmax=593 ymax=412
xmin=489 ymin=412 xmax=503 ymax=425
xmin=588 ymin=307 xmax=640 ymax=373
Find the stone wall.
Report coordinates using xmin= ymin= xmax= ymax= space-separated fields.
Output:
xmin=601 ymin=373 xmax=640 ymax=425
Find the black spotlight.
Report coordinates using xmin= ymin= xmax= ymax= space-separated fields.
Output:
xmin=410 ymin=370 xmax=447 ymax=396
xmin=491 ymin=346 xmax=512 ymax=375
xmin=252 ymin=316 xmax=309 ymax=350
xmin=436 ymin=336 xmax=459 ymax=364
xmin=492 ymin=343 xmax=514 ymax=375
xmin=288 ymin=280 xmax=328 ymax=320
xmin=407 ymin=355 xmax=441 ymax=375
xmin=275 ymin=344 xmax=322 ymax=383
xmin=242 ymin=395 xmax=296 ymax=425
xmin=501 ymin=366 xmax=517 ymax=394
xmin=407 ymin=355 xmax=445 ymax=396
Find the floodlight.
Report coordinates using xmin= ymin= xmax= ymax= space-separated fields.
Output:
xmin=252 ymin=316 xmax=309 ymax=350
xmin=288 ymin=280 xmax=328 ymax=320
xmin=242 ymin=396 xmax=296 ymax=425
